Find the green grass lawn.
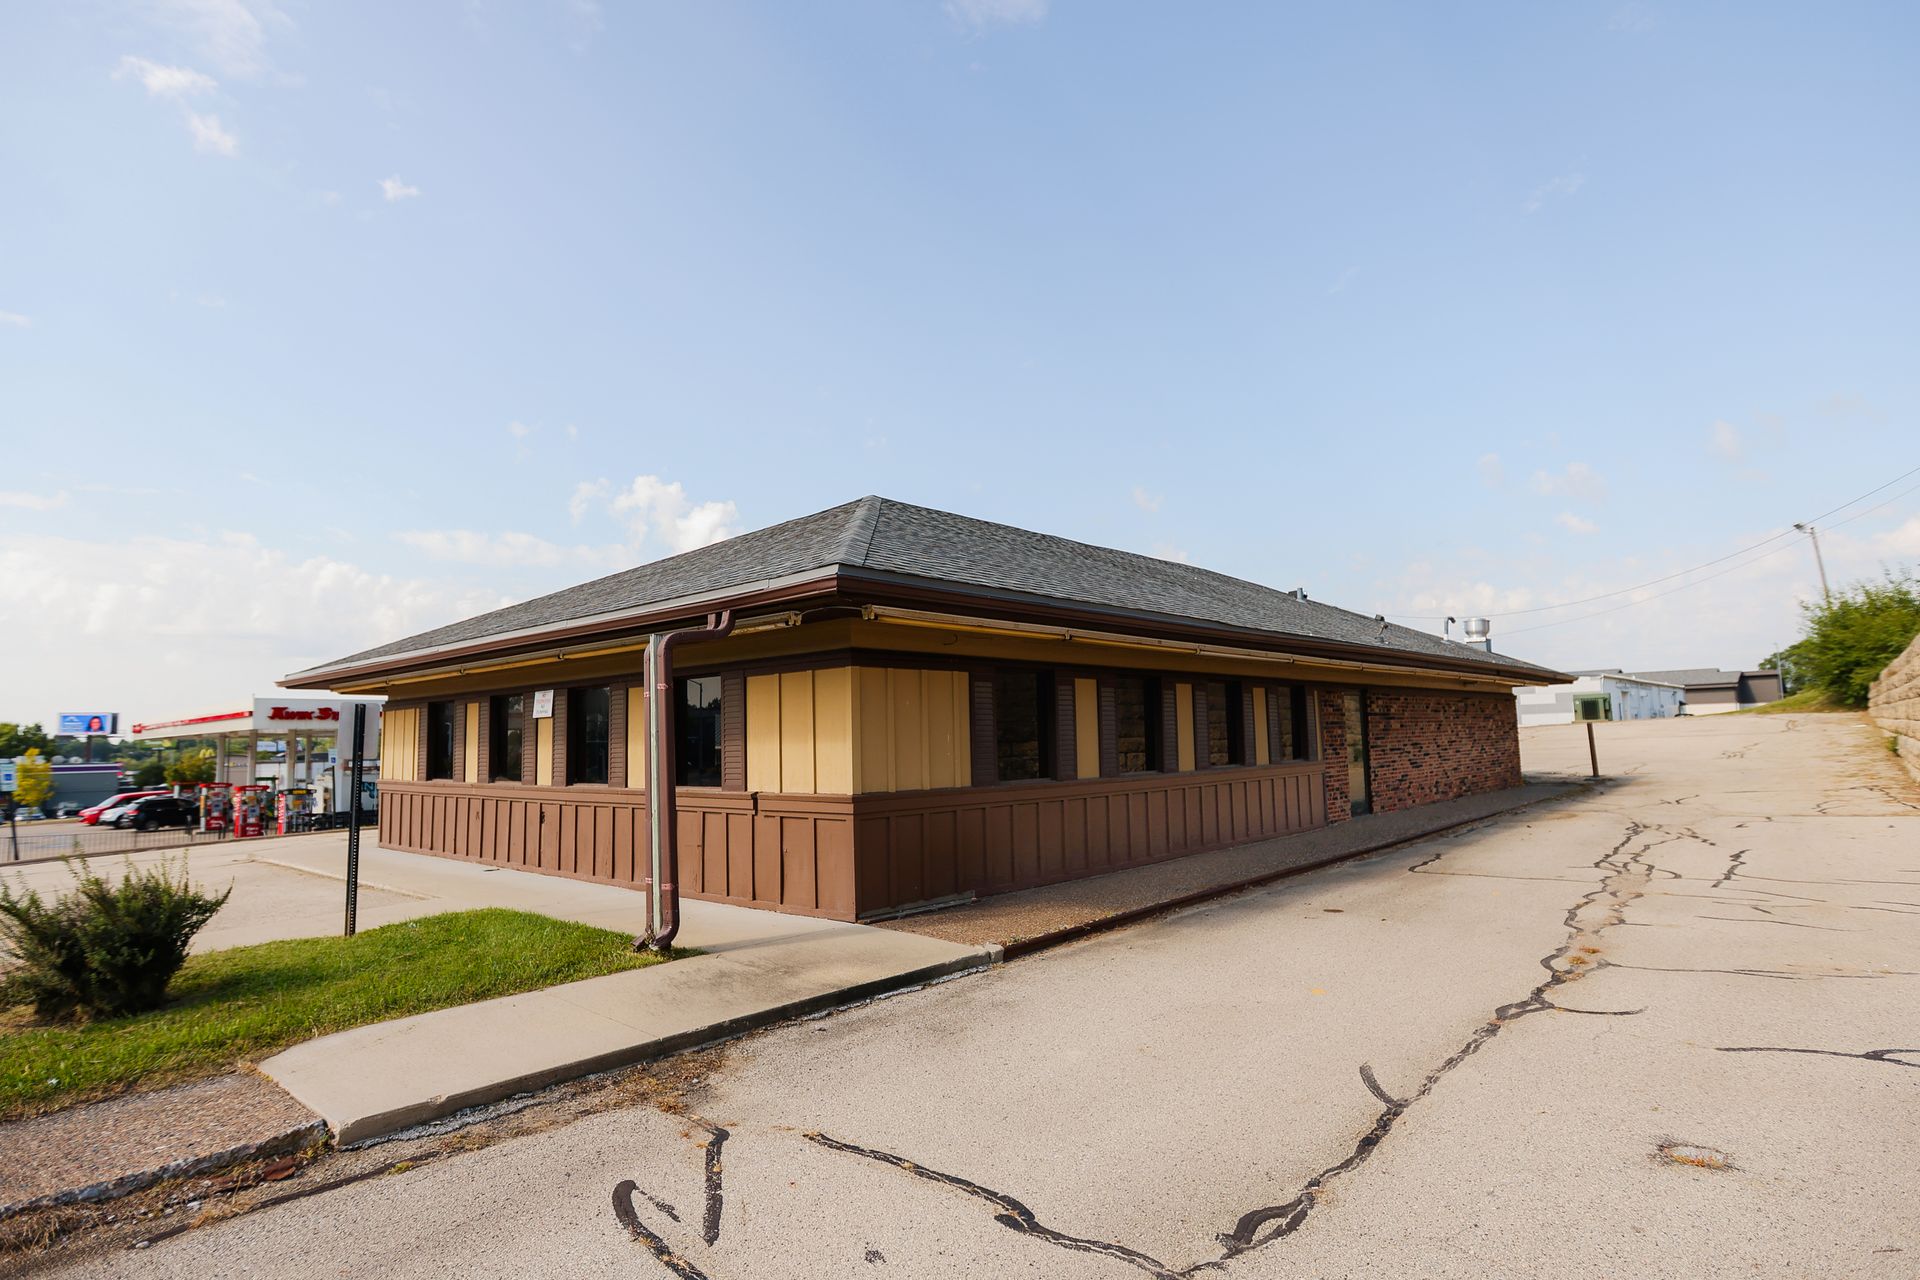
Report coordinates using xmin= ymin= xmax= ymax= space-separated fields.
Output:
xmin=1737 ymin=688 xmax=1848 ymax=714
xmin=0 ymin=908 xmax=679 ymax=1119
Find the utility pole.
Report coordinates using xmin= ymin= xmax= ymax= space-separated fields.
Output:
xmin=1793 ymin=522 xmax=1832 ymax=601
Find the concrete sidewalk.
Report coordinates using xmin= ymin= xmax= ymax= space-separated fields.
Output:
xmin=259 ymin=921 xmax=987 ymax=1145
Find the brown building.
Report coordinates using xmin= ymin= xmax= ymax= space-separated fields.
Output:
xmin=286 ymin=497 xmax=1565 ymax=922
xmin=1626 ymin=668 xmax=1786 ymax=714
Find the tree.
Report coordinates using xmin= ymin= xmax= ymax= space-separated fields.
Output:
xmin=1756 ymin=648 xmax=1802 ymax=696
xmin=1777 ymin=569 xmax=1920 ymax=708
xmin=0 ymin=723 xmax=55 ymax=759
xmin=13 ymin=749 xmax=54 ymax=811
xmin=164 ymin=747 xmax=217 ymax=787
xmin=133 ymin=758 xmax=168 ymax=788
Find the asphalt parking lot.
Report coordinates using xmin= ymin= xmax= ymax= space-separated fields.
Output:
xmin=40 ymin=712 xmax=1920 ymax=1279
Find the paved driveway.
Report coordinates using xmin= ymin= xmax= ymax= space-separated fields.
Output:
xmin=52 ymin=713 xmax=1920 ymax=1278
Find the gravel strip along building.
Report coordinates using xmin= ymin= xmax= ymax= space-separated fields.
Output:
xmin=286 ymin=497 xmax=1566 ymax=921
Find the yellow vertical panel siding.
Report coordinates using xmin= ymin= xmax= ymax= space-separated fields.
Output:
xmin=746 ymin=674 xmax=782 ymax=792
xmin=855 ymin=667 xmax=893 ymax=793
xmin=813 ymin=666 xmax=854 ymax=794
xmin=463 ymin=701 xmax=481 ymax=781
xmin=924 ymin=669 xmax=957 ymax=789
xmin=383 ymin=708 xmax=419 ymax=781
xmin=892 ymin=669 xmax=926 ymax=793
xmin=1175 ymin=683 xmax=1196 ymax=772
xmin=626 ymin=686 xmax=647 ymax=789
xmin=778 ymin=670 xmax=817 ymax=793
xmin=535 ymin=717 xmax=554 ymax=787
xmin=1074 ymin=677 xmax=1100 ymax=779
xmin=1253 ymin=687 xmax=1270 ymax=765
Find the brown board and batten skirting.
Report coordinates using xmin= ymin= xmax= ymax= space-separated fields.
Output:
xmin=295 ymin=496 xmax=1567 ymax=924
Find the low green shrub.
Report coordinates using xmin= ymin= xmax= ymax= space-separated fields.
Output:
xmin=0 ymin=859 xmax=230 ymax=1020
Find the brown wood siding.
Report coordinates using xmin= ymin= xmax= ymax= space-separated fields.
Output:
xmin=849 ymin=760 xmax=1327 ymax=916
xmin=376 ymin=781 xmax=857 ymax=920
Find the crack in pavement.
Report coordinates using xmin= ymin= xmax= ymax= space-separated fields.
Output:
xmin=1717 ymin=1046 xmax=1920 ymax=1070
xmin=1606 ymin=961 xmax=1915 ymax=982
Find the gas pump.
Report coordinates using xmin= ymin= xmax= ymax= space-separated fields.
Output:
xmin=275 ymin=787 xmax=314 ymax=834
xmin=232 ymin=785 xmax=266 ymax=839
xmin=197 ymin=782 xmax=233 ymax=834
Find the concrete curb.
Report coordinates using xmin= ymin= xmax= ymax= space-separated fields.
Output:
xmin=316 ymin=947 xmax=995 ymax=1146
xmin=992 ymin=779 xmax=1595 ymax=962
xmin=0 ymin=1117 xmax=326 ymax=1222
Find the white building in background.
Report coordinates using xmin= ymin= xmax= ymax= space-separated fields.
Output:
xmin=1514 ymin=671 xmax=1685 ymax=727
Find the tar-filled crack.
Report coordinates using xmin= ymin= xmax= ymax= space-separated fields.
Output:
xmin=613 ymin=1119 xmax=728 ymax=1278
xmin=1717 ymin=1046 xmax=1920 ymax=1070
xmin=1711 ymin=849 xmax=1749 ymax=889
xmin=792 ymin=821 xmax=1668 ymax=1279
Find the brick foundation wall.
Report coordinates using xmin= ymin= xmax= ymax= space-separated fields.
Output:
xmin=1869 ymin=633 xmax=1920 ymax=785
xmin=1365 ymin=689 xmax=1523 ymax=811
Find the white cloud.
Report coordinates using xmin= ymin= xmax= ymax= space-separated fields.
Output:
xmin=1709 ymin=419 xmax=1743 ymax=462
xmin=0 ymin=490 xmax=69 ymax=511
xmin=506 ymin=421 xmax=532 ymax=439
xmin=1523 ymin=171 xmax=1586 ymax=215
xmin=945 ymin=0 xmax=1048 ymax=28
xmin=568 ymin=478 xmax=610 ymax=524
xmin=609 ymin=476 xmax=739 ymax=554
xmin=1555 ymin=511 xmax=1598 ymax=535
xmin=187 ymin=111 xmax=238 ymax=155
xmin=0 ymin=529 xmax=511 ymax=727
xmin=1476 ymin=452 xmax=1504 ymax=488
xmin=114 ymin=55 xmax=217 ymax=97
xmin=1151 ymin=543 xmax=1191 ymax=564
xmin=152 ymin=0 xmax=280 ymax=77
xmin=380 ymin=175 xmax=422 ymax=202
xmin=1529 ymin=461 xmax=1607 ymax=503
xmin=0 ymin=312 xmax=30 ymax=329
xmin=1131 ymin=486 xmax=1164 ymax=514
xmin=395 ymin=528 xmax=624 ymax=570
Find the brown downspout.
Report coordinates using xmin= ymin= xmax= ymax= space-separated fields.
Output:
xmin=645 ymin=609 xmax=734 ymax=951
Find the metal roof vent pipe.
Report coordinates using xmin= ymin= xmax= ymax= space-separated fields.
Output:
xmin=1463 ymin=617 xmax=1492 ymax=652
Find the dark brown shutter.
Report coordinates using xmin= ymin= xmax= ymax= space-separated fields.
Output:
xmin=721 ymin=670 xmax=746 ymax=791
xmin=1267 ymin=685 xmax=1285 ymax=763
xmin=451 ymin=702 xmax=467 ymax=783
xmin=1053 ymin=674 xmax=1076 ymax=781
xmin=1239 ymin=683 xmax=1256 ymax=766
xmin=522 ymin=694 xmax=538 ymax=784
xmin=551 ymin=688 xmax=570 ymax=787
xmin=608 ymin=681 xmax=628 ymax=789
xmin=1192 ymin=683 xmax=1212 ymax=769
xmin=970 ymin=672 xmax=997 ymax=785
xmin=1160 ymin=683 xmax=1179 ymax=773
xmin=1097 ymin=677 xmax=1119 ymax=778
xmin=475 ymin=698 xmax=491 ymax=783
xmin=415 ymin=704 xmax=429 ymax=782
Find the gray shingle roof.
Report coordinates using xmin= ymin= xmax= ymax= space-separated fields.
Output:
xmin=1626 ymin=668 xmax=1744 ymax=687
xmin=300 ymin=496 xmax=1559 ymax=680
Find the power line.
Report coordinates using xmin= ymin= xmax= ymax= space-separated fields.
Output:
xmin=1384 ymin=460 xmax=1920 ymax=623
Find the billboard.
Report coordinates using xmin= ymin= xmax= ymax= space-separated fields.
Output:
xmin=58 ymin=712 xmax=119 ymax=735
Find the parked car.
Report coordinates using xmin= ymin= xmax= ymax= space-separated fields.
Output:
xmin=54 ymin=801 xmax=82 ymax=818
xmin=111 ymin=795 xmax=197 ymax=832
xmin=81 ymin=790 xmax=168 ymax=825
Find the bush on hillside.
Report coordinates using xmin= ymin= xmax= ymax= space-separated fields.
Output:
xmin=0 ymin=858 xmax=230 ymax=1020
xmin=1776 ymin=569 xmax=1920 ymax=708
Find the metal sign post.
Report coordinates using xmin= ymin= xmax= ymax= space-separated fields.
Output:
xmin=1 ymin=761 xmax=16 ymax=862
xmin=345 ymin=704 xmax=365 ymax=937
xmin=1587 ymin=720 xmax=1600 ymax=779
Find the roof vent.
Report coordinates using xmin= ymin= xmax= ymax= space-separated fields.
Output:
xmin=1292 ymin=587 xmax=1308 ymax=601
xmin=1463 ymin=616 xmax=1492 ymax=652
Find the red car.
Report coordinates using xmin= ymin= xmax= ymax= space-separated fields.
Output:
xmin=80 ymin=790 xmax=169 ymax=825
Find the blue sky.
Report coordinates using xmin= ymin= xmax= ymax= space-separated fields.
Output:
xmin=3 ymin=1 xmax=1918 ymax=726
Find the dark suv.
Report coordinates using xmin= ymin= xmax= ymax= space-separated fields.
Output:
xmin=113 ymin=795 xmax=197 ymax=832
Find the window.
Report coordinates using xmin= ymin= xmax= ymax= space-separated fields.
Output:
xmin=1272 ymin=684 xmax=1310 ymax=761
xmin=568 ymin=685 xmax=611 ymax=785
xmin=490 ymin=693 xmax=524 ymax=781
xmin=1204 ymin=680 xmax=1244 ymax=767
xmin=995 ymin=669 xmax=1052 ymax=781
xmin=1113 ymin=676 xmax=1159 ymax=773
xmin=426 ymin=701 xmax=455 ymax=780
xmin=677 ymin=675 xmax=723 ymax=787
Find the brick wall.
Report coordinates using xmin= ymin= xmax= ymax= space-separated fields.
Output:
xmin=1318 ymin=689 xmax=1350 ymax=823
xmin=1869 ymin=632 xmax=1920 ymax=785
xmin=1365 ymin=689 xmax=1523 ymax=811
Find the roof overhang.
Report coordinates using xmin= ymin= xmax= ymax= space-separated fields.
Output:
xmin=286 ymin=567 xmax=1571 ymax=692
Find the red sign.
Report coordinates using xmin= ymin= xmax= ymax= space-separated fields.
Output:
xmin=267 ymin=706 xmax=340 ymax=722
